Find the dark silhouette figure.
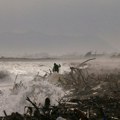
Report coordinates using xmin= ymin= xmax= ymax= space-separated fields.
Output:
xmin=42 ymin=98 xmax=51 ymax=120
xmin=52 ymin=63 xmax=61 ymax=73
xmin=44 ymin=98 xmax=50 ymax=109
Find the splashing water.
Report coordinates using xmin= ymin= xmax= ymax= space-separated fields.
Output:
xmin=0 ymin=74 xmax=65 ymax=116
xmin=0 ymin=61 xmax=66 ymax=116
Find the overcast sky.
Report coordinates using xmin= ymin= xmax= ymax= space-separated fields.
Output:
xmin=0 ymin=0 xmax=120 ymax=56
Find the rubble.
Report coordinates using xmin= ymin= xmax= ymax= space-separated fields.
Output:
xmin=0 ymin=59 xmax=120 ymax=120
xmin=0 ymin=95 xmax=120 ymax=120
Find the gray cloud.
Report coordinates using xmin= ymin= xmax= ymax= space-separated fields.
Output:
xmin=0 ymin=0 xmax=120 ymax=56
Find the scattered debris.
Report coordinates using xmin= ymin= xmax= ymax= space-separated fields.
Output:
xmin=0 ymin=96 xmax=120 ymax=120
xmin=0 ymin=59 xmax=120 ymax=119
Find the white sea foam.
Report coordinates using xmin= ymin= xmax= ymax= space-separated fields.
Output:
xmin=0 ymin=61 xmax=66 ymax=116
